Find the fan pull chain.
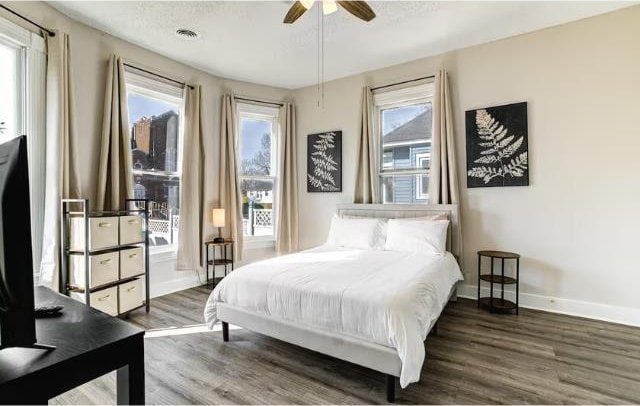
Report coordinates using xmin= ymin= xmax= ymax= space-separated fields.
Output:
xmin=316 ymin=4 xmax=325 ymax=109
xmin=317 ymin=5 xmax=320 ymax=108
xmin=321 ymin=9 xmax=325 ymax=109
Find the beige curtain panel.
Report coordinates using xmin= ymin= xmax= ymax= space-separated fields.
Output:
xmin=219 ymin=94 xmax=243 ymax=260
xmin=428 ymin=69 xmax=460 ymax=205
xmin=177 ymin=85 xmax=205 ymax=271
xmin=39 ymin=32 xmax=82 ymax=290
xmin=353 ymin=86 xmax=378 ymax=203
xmin=96 ymin=55 xmax=133 ymax=211
xmin=275 ymin=103 xmax=299 ymax=254
xmin=428 ymin=69 xmax=463 ymax=261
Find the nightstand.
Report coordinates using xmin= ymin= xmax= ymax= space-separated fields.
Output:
xmin=204 ymin=240 xmax=234 ymax=289
xmin=477 ymin=250 xmax=520 ymax=314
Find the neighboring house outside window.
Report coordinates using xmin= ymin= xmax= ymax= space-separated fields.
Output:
xmin=415 ymin=152 xmax=430 ymax=200
xmin=237 ymin=102 xmax=279 ymax=247
xmin=125 ymin=70 xmax=184 ymax=251
xmin=374 ymin=82 xmax=434 ymax=204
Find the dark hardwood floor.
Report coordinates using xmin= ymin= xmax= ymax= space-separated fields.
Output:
xmin=51 ymin=285 xmax=640 ymax=404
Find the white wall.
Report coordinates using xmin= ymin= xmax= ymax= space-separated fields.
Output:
xmin=2 ymin=1 xmax=286 ymax=296
xmin=293 ymin=6 xmax=640 ymax=325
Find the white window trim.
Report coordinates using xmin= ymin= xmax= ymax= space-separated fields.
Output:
xmin=125 ymin=71 xmax=185 ymax=256
xmin=124 ymin=65 xmax=184 ymax=99
xmin=237 ymin=102 xmax=279 ymax=247
xmin=373 ymin=81 xmax=434 ymax=107
xmin=0 ymin=16 xmax=46 ymax=275
xmin=374 ymin=80 xmax=434 ymax=203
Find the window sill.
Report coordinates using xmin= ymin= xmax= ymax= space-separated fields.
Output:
xmin=243 ymin=237 xmax=275 ymax=250
xmin=149 ymin=246 xmax=177 ymax=263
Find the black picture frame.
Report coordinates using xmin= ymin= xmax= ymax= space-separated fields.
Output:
xmin=465 ymin=102 xmax=529 ymax=188
xmin=307 ymin=130 xmax=342 ymax=193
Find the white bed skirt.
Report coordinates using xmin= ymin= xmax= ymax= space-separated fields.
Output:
xmin=217 ymin=283 xmax=458 ymax=378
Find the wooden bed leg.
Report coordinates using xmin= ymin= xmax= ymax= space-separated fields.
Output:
xmin=222 ymin=321 xmax=229 ymax=342
xmin=449 ymin=286 xmax=458 ymax=302
xmin=386 ymin=374 xmax=396 ymax=403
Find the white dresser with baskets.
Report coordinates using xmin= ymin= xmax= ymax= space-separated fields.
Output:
xmin=61 ymin=199 xmax=150 ymax=317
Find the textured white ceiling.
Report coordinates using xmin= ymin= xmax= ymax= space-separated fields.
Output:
xmin=49 ymin=1 xmax=635 ymax=89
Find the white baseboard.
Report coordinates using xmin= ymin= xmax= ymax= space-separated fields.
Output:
xmin=149 ymin=274 xmax=202 ymax=298
xmin=457 ymin=284 xmax=640 ymax=327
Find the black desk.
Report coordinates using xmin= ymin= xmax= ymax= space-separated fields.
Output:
xmin=0 ymin=286 xmax=145 ymax=405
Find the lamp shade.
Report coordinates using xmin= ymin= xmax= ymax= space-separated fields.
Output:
xmin=212 ymin=208 xmax=225 ymax=228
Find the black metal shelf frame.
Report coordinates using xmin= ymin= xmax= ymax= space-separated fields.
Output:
xmin=67 ymin=241 xmax=146 ymax=256
xmin=205 ymin=241 xmax=234 ymax=289
xmin=477 ymin=252 xmax=520 ymax=314
xmin=67 ymin=273 xmax=148 ymax=294
xmin=60 ymin=198 xmax=150 ymax=315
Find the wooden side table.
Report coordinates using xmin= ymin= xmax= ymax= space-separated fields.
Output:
xmin=204 ymin=240 xmax=234 ymax=289
xmin=477 ymin=250 xmax=520 ymax=314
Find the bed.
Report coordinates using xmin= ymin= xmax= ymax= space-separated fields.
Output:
xmin=204 ymin=204 xmax=463 ymax=402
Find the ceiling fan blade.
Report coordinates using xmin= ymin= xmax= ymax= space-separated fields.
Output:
xmin=283 ymin=1 xmax=308 ymax=24
xmin=337 ymin=1 xmax=376 ymax=22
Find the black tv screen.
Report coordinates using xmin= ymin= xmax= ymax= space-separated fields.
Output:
xmin=0 ymin=135 xmax=36 ymax=349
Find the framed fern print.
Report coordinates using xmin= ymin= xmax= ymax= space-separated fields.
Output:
xmin=465 ymin=102 xmax=529 ymax=188
xmin=307 ymin=131 xmax=342 ymax=192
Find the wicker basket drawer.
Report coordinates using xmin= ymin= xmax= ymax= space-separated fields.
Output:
xmin=120 ymin=216 xmax=143 ymax=245
xmin=120 ymin=247 xmax=144 ymax=279
xmin=69 ymin=252 xmax=119 ymax=289
xmin=119 ymin=278 xmax=144 ymax=313
xmin=70 ymin=216 xmax=119 ymax=251
xmin=71 ymin=287 xmax=118 ymax=317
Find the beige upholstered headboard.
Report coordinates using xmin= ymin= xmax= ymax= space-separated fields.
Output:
xmin=335 ymin=203 xmax=462 ymax=261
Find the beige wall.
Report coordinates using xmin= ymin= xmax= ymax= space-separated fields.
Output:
xmin=2 ymin=1 xmax=289 ymax=295
xmin=4 ymin=2 xmax=640 ymax=321
xmin=3 ymin=1 xmax=290 ymax=209
xmin=293 ymin=6 xmax=640 ymax=323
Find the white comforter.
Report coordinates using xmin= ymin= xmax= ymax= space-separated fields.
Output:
xmin=204 ymin=245 xmax=463 ymax=387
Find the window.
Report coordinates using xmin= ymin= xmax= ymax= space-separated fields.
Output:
xmin=374 ymin=82 xmax=434 ymax=204
xmin=0 ymin=17 xmax=46 ymax=275
xmin=0 ymin=39 xmax=21 ymax=142
xmin=125 ymin=71 xmax=184 ymax=249
xmin=237 ymin=103 xmax=278 ymax=242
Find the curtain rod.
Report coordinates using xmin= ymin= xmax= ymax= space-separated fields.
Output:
xmin=123 ymin=63 xmax=194 ymax=90
xmin=235 ymin=97 xmax=284 ymax=107
xmin=371 ymin=75 xmax=435 ymax=91
xmin=0 ymin=4 xmax=55 ymax=37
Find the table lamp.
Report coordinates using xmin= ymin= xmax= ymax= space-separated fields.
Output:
xmin=212 ymin=208 xmax=225 ymax=243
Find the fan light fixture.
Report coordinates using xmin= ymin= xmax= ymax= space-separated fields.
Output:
xmin=284 ymin=1 xmax=376 ymax=24
xmin=322 ymin=0 xmax=338 ymax=15
xmin=300 ymin=0 xmax=315 ymax=10
xmin=282 ymin=0 xmax=376 ymax=108
xmin=300 ymin=0 xmax=338 ymax=15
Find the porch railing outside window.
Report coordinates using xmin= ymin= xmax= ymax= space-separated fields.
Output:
xmin=242 ymin=204 xmax=273 ymax=237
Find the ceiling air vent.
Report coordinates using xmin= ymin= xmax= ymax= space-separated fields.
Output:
xmin=175 ymin=29 xmax=199 ymax=40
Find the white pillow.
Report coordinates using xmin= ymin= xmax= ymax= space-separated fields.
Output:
xmin=338 ymin=214 xmax=448 ymax=249
xmin=326 ymin=215 xmax=384 ymax=249
xmin=340 ymin=215 xmax=387 ymax=249
xmin=384 ymin=219 xmax=449 ymax=255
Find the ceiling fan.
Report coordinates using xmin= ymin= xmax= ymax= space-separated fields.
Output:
xmin=283 ymin=0 xmax=376 ymax=24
